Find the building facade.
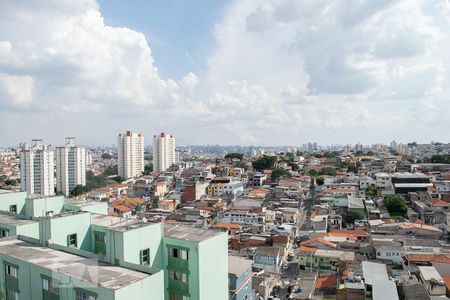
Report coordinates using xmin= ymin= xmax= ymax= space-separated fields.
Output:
xmin=56 ymin=137 xmax=86 ymax=196
xmin=153 ymin=133 xmax=176 ymax=172
xmin=20 ymin=139 xmax=55 ymax=196
xmin=117 ymin=131 xmax=144 ymax=179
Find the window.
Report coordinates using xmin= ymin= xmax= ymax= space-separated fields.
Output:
xmin=170 ymin=270 xmax=188 ymax=283
xmin=9 ymin=205 xmax=17 ymax=213
xmin=67 ymin=234 xmax=77 ymax=248
xmin=140 ymin=248 xmax=150 ymax=265
xmin=75 ymin=289 xmax=97 ymax=300
xmin=42 ymin=276 xmax=59 ymax=295
xmin=5 ymin=264 xmax=18 ymax=278
xmin=94 ymin=232 xmax=105 ymax=243
xmin=6 ymin=288 xmax=19 ymax=300
xmin=0 ymin=228 xmax=9 ymax=238
xmin=171 ymin=248 xmax=188 ymax=260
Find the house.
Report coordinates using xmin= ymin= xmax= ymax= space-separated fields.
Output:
xmin=418 ymin=266 xmax=446 ymax=296
xmin=228 ymin=256 xmax=254 ymax=300
xmin=253 ymin=247 xmax=282 ymax=273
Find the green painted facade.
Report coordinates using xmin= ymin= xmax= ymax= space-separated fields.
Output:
xmin=298 ymin=253 xmax=336 ymax=271
xmin=0 ymin=192 xmax=229 ymax=300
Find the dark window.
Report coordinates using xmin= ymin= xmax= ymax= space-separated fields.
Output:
xmin=9 ymin=205 xmax=17 ymax=213
xmin=42 ymin=276 xmax=59 ymax=295
xmin=140 ymin=248 xmax=150 ymax=265
xmin=67 ymin=234 xmax=77 ymax=247
xmin=75 ymin=289 xmax=97 ymax=300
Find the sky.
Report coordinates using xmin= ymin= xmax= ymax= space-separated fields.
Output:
xmin=1 ymin=0 xmax=450 ymax=147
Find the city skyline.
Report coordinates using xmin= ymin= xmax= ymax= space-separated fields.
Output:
xmin=1 ymin=1 xmax=450 ymax=145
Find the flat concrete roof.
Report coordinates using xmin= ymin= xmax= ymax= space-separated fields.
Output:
xmin=362 ymin=261 xmax=389 ymax=285
xmin=90 ymin=213 xmax=137 ymax=228
xmin=164 ymin=224 xmax=223 ymax=242
xmin=0 ymin=238 xmax=150 ymax=290
xmin=228 ymin=256 xmax=252 ymax=276
xmin=372 ymin=279 xmax=399 ymax=300
xmin=0 ymin=214 xmax=37 ymax=226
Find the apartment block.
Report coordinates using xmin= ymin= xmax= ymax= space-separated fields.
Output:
xmin=56 ymin=137 xmax=86 ymax=196
xmin=153 ymin=133 xmax=176 ymax=172
xmin=117 ymin=131 xmax=144 ymax=179
xmin=0 ymin=191 xmax=228 ymax=300
xmin=20 ymin=139 xmax=55 ymax=196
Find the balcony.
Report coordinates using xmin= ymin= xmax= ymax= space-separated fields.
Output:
xmin=168 ymin=278 xmax=190 ymax=296
xmin=168 ymin=256 xmax=189 ymax=271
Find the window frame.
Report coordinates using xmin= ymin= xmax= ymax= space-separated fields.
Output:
xmin=67 ymin=233 xmax=78 ymax=248
xmin=140 ymin=248 xmax=150 ymax=265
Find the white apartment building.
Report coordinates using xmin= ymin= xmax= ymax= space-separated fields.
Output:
xmin=153 ymin=132 xmax=175 ymax=172
xmin=56 ymin=137 xmax=86 ymax=196
xmin=117 ymin=131 xmax=144 ymax=179
xmin=20 ymin=139 xmax=55 ymax=196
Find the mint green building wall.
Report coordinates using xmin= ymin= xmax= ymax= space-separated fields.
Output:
xmin=162 ymin=237 xmax=200 ymax=300
xmin=198 ymin=233 xmax=228 ymax=300
xmin=0 ymin=254 xmax=115 ymax=300
xmin=0 ymin=221 xmax=40 ymax=239
xmin=114 ymin=270 xmax=164 ymax=300
xmin=107 ymin=223 xmax=164 ymax=269
xmin=0 ymin=192 xmax=26 ymax=214
xmin=40 ymin=213 xmax=92 ymax=250
xmin=26 ymin=196 xmax=65 ymax=217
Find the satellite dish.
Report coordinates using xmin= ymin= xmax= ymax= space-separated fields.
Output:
xmin=48 ymin=212 xmax=54 ymax=217
xmin=142 ymin=217 xmax=148 ymax=222
xmin=48 ymin=239 xmax=53 ymax=245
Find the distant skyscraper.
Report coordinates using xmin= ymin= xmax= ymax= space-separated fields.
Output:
xmin=117 ymin=131 xmax=144 ymax=179
xmin=153 ymin=132 xmax=176 ymax=172
xmin=56 ymin=137 xmax=86 ymax=196
xmin=20 ymin=139 xmax=55 ymax=196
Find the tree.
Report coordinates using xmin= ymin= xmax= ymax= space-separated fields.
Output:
xmin=288 ymin=162 xmax=300 ymax=171
xmin=365 ymin=187 xmax=377 ymax=197
xmin=383 ymin=195 xmax=407 ymax=216
xmin=142 ymin=164 xmax=153 ymax=175
xmin=345 ymin=211 xmax=363 ymax=225
xmin=70 ymin=184 xmax=87 ymax=197
xmin=252 ymin=155 xmax=276 ymax=171
xmin=271 ymin=168 xmax=291 ymax=182
xmin=225 ymin=153 xmax=244 ymax=160
xmin=316 ymin=177 xmax=324 ymax=185
xmin=101 ymin=153 xmax=113 ymax=159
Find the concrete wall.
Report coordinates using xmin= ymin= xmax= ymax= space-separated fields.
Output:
xmin=198 ymin=233 xmax=228 ymax=300
xmin=26 ymin=196 xmax=64 ymax=218
xmin=0 ymin=192 xmax=26 ymax=215
xmin=107 ymin=223 xmax=163 ymax=269
xmin=114 ymin=269 xmax=164 ymax=300
xmin=40 ymin=212 xmax=92 ymax=250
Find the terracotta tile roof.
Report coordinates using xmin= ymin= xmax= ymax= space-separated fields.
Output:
xmin=299 ymin=245 xmax=316 ymax=253
xmin=404 ymin=254 xmax=436 ymax=262
xmin=301 ymin=238 xmax=337 ymax=249
xmin=402 ymin=223 xmax=441 ymax=232
xmin=443 ymin=276 xmax=450 ymax=291
xmin=329 ymin=229 xmax=369 ymax=238
xmin=432 ymin=254 xmax=450 ymax=264
xmin=315 ymin=275 xmax=338 ymax=289
xmin=113 ymin=205 xmax=131 ymax=212
xmin=429 ymin=199 xmax=450 ymax=207
xmin=213 ymin=223 xmax=242 ymax=229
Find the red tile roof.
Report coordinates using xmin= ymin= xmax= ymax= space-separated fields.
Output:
xmin=315 ymin=275 xmax=338 ymax=289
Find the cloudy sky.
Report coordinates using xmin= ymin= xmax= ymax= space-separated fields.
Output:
xmin=1 ymin=0 xmax=450 ymax=147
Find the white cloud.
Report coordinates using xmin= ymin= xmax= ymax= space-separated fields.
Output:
xmin=0 ymin=0 xmax=449 ymax=145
